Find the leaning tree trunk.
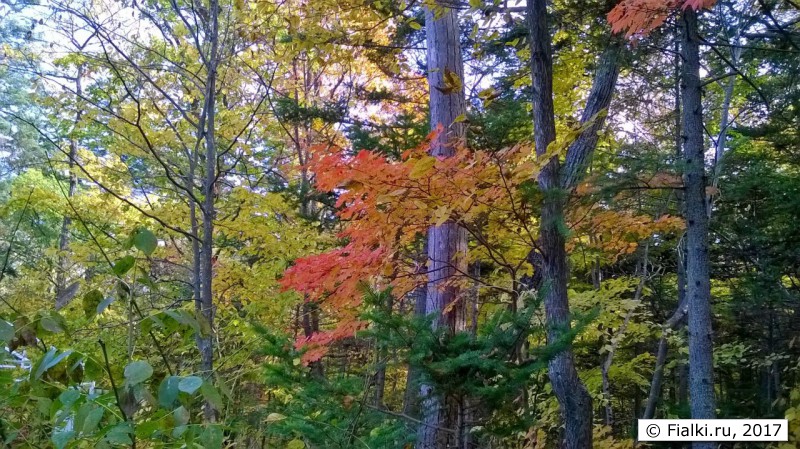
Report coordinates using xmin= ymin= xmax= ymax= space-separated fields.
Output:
xmin=680 ymin=9 xmax=717 ymax=448
xmin=416 ymin=2 xmax=469 ymax=448
xmin=527 ymin=0 xmax=621 ymax=445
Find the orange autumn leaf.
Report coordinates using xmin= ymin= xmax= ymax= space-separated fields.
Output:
xmin=282 ymin=132 xmax=545 ymax=362
xmin=607 ymin=0 xmax=716 ymax=37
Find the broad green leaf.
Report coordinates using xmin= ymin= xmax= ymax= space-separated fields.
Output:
xmin=164 ymin=309 xmax=201 ymax=335
xmin=123 ymin=360 xmax=153 ymax=385
xmin=58 ymin=389 xmax=80 ymax=408
xmin=113 ymin=255 xmax=135 ymax=276
xmin=201 ymin=424 xmax=224 ymax=449
xmin=178 ymin=376 xmax=202 ymax=394
xmin=51 ymin=430 xmax=75 ymax=449
xmin=158 ymin=376 xmax=180 ymax=409
xmin=35 ymin=397 xmax=52 ymax=417
xmin=82 ymin=406 xmax=104 ymax=435
xmin=173 ymin=405 xmax=190 ymax=426
xmin=82 ymin=289 xmax=104 ymax=317
xmin=39 ymin=311 xmax=67 ymax=334
xmin=136 ymin=415 xmax=166 ymax=438
xmin=201 ymin=381 xmax=224 ymax=411
xmin=105 ymin=423 xmax=133 ymax=445
xmin=133 ymin=228 xmax=157 ymax=256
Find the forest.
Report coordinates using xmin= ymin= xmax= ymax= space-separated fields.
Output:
xmin=0 ymin=0 xmax=798 ymax=447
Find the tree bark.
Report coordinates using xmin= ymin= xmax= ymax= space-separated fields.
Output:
xmin=417 ymin=2 xmax=469 ymax=448
xmin=642 ymin=297 xmax=687 ymax=420
xmin=55 ymin=64 xmax=83 ymax=310
xmin=527 ymin=0 xmax=621 ymax=445
xmin=642 ymin=42 xmax=688 ymax=422
xmin=680 ymin=9 xmax=717 ymax=448
xmin=198 ymin=0 xmax=220 ymax=422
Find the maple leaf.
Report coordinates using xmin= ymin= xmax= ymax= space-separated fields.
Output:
xmin=607 ymin=0 xmax=715 ymax=37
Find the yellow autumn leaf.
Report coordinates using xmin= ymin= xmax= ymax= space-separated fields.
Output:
xmin=409 ymin=156 xmax=436 ymax=179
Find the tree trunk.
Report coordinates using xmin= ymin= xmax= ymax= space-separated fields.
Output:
xmin=417 ymin=2 xmax=469 ymax=448
xmin=527 ymin=0 xmax=621 ymax=445
xmin=198 ymin=0 xmax=220 ymax=422
xmin=642 ymin=39 xmax=688 ymax=422
xmin=55 ymin=64 xmax=83 ymax=310
xmin=642 ymin=297 xmax=687 ymax=420
xmin=302 ymin=302 xmax=325 ymax=379
xmin=680 ymin=9 xmax=717 ymax=447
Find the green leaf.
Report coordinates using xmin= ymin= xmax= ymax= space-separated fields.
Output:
xmin=39 ymin=311 xmax=67 ymax=334
xmin=173 ymin=405 xmax=190 ymax=426
xmin=178 ymin=376 xmax=202 ymax=394
xmin=0 ymin=319 xmax=13 ymax=342
xmin=201 ymin=424 xmax=224 ymax=449
xmin=133 ymin=228 xmax=157 ymax=256
xmin=164 ymin=309 xmax=201 ymax=335
xmin=82 ymin=406 xmax=104 ymax=435
xmin=58 ymin=389 xmax=81 ymax=409
xmin=35 ymin=397 xmax=52 ymax=417
xmin=201 ymin=381 xmax=224 ymax=411
xmin=82 ymin=289 xmax=104 ymax=317
xmin=123 ymin=360 xmax=153 ymax=385
xmin=105 ymin=423 xmax=133 ymax=445
xmin=113 ymin=255 xmax=136 ymax=276
xmin=136 ymin=414 xmax=166 ymax=438
xmin=216 ymin=375 xmax=233 ymax=400
xmin=51 ymin=430 xmax=75 ymax=449
xmin=34 ymin=348 xmax=73 ymax=380
xmin=158 ymin=376 xmax=180 ymax=409
xmin=122 ymin=232 xmax=135 ymax=250
xmin=97 ymin=296 xmax=116 ymax=314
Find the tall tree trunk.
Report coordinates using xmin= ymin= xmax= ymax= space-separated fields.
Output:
xmin=198 ymin=0 xmax=220 ymax=422
xmin=55 ymin=64 xmax=83 ymax=310
xmin=680 ymin=9 xmax=717 ymax=447
xmin=643 ymin=41 xmax=687 ymax=421
xmin=417 ymin=2 xmax=468 ymax=448
xmin=527 ymin=0 xmax=620 ymax=445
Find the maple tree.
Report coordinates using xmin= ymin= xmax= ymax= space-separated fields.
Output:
xmin=607 ymin=0 xmax=716 ymax=37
